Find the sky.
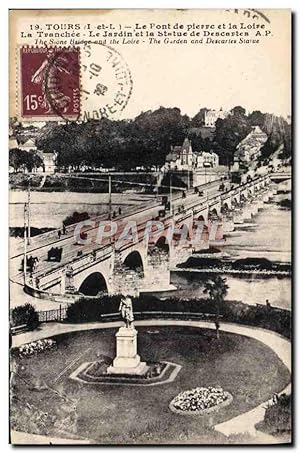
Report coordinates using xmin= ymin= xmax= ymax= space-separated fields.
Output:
xmin=118 ymin=10 xmax=291 ymax=119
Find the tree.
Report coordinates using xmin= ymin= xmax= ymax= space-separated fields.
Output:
xmin=186 ymin=130 xmax=205 ymax=152
xmin=203 ymin=276 xmax=229 ymax=339
xmin=260 ymin=116 xmax=291 ymax=161
xmin=248 ymin=110 xmax=265 ymax=129
xmin=133 ymin=107 xmax=190 ymax=168
xmin=231 ymin=105 xmax=246 ymax=117
xmin=10 ymin=303 xmax=40 ymax=331
xmin=36 ymin=109 xmax=191 ymax=171
xmin=26 ymin=150 xmax=43 ymax=172
xmin=33 ymin=105 xmax=290 ymax=171
xmin=9 ymin=148 xmax=25 ymax=172
xmin=9 ymin=149 xmax=43 ymax=173
xmin=213 ymin=115 xmax=252 ymax=166
xmin=191 ymin=107 xmax=209 ymax=127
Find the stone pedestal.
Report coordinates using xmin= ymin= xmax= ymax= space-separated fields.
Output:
xmin=257 ymin=200 xmax=264 ymax=210
xmin=263 ymin=193 xmax=270 ymax=203
xmin=222 ymin=216 xmax=234 ymax=233
xmin=107 ymin=327 xmax=149 ymax=375
xmin=251 ymin=202 xmax=259 ymax=215
xmin=233 ymin=210 xmax=244 ymax=224
xmin=60 ymin=271 xmax=66 ymax=295
xmin=242 ymin=206 xmax=252 ymax=221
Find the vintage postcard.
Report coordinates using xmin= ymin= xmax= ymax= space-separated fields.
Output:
xmin=9 ymin=9 xmax=292 ymax=445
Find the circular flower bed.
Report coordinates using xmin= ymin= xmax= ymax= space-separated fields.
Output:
xmin=18 ymin=338 xmax=56 ymax=357
xmin=169 ymin=386 xmax=233 ymax=415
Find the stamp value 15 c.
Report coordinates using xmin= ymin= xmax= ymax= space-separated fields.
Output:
xmin=19 ymin=47 xmax=81 ymax=121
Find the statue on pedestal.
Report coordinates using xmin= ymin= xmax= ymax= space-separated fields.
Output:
xmin=119 ymin=296 xmax=134 ymax=328
xmin=107 ymin=295 xmax=148 ymax=375
xmin=65 ymin=265 xmax=76 ymax=294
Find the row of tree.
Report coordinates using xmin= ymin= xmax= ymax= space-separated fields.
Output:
xmin=9 ymin=149 xmax=43 ymax=173
xmin=21 ymin=106 xmax=291 ymax=171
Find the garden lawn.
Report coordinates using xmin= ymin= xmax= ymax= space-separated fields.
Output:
xmin=11 ymin=326 xmax=290 ymax=444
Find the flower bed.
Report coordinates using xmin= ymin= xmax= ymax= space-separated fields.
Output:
xmin=18 ymin=339 xmax=56 ymax=357
xmin=169 ymin=386 xmax=233 ymax=415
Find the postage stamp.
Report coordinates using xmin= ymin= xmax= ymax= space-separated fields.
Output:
xmin=19 ymin=46 xmax=80 ymax=121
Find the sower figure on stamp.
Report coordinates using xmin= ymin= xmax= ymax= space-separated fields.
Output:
xmin=119 ymin=296 xmax=134 ymax=328
xmin=31 ymin=49 xmax=71 ymax=114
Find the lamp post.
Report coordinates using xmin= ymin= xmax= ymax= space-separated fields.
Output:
xmin=27 ymin=176 xmax=32 ymax=245
xmin=169 ymin=173 xmax=173 ymax=216
xmin=23 ymin=203 xmax=27 ymax=284
xmin=108 ymin=175 xmax=112 ymax=221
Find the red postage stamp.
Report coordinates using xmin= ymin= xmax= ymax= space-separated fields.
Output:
xmin=19 ymin=47 xmax=80 ymax=121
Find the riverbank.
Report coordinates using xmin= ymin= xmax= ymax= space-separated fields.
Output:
xmin=170 ymin=271 xmax=291 ymax=310
xmin=174 ymin=268 xmax=290 ymax=277
xmin=9 ymin=172 xmax=157 ymax=193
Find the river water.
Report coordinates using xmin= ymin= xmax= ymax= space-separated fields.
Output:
xmin=171 ymin=193 xmax=291 ymax=309
xmin=9 ymin=191 xmax=154 ymax=229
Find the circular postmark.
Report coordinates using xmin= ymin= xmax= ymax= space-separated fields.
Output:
xmin=79 ymin=42 xmax=133 ymax=122
xmin=225 ymin=8 xmax=271 ymax=24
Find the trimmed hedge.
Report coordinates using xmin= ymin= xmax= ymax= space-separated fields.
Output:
xmin=10 ymin=303 xmax=40 ymax=331
xmin=221 ymin=300 xmax=291 ymax=339
xmin=65 ymin=294 xmax=291 ymax=339
xmin=66 ymin=295 xmax=122 ymax=323
xmin=258 ymin=394 xmax=292 ymax=435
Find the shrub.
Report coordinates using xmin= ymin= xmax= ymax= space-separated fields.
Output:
xmin=263 ymin=394 xmax=292 ymax=434
xmin=10 ymin=303 xmax=40 ymax=331
xmin=66 ymin=294 xmax=122 ymax=323
xmin=63 ymin=211 xmax=90 ymax=227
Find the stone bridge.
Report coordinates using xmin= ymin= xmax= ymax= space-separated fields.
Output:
xmin=24 ymin=174 xmax=277 ymax=301
xmin=269 ymin=170 xmax=291 ymax=182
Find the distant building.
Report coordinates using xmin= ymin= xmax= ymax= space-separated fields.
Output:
xmin=204 ymin=108 xmax=230 ymax=127
xmin=196 ymin=151 xmax=219 ymax=168
xmin=165 ymin=138 xmax=194 ymax=171
xmin=9 ymin=135 xmax=19 ymax=150
xmin=9 ymin=131 xmax=57 ymax=174
xmin=164 ymin=138 xmax=219 ymax=171
xmin=18 ymin=138 xmax=37 ymax=152
xmin=37 ymin=151 xmax=57 ymax=174
xmin=234 ymin=126 xmax=268 ymax=167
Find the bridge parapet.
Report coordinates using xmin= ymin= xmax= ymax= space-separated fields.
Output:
xmin=33 ymin=244 xmax=114 ymax=291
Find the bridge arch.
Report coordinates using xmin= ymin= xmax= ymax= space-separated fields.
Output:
xmin=221 ymin=202 xmax=230 ymax=213
xmin=123 ymin=250 xmax=145 ymax=277
xmin=197 ymin=214 xmax=206 ymax=222
xmin=173 ymin=223 xmax=191 ymax=242
xmin=79 ymin=271 xmax=108 ymax=296
xmin=153 ymin=236 xmax=170 ymax=255
xmin=209 ymin=207 xmax=219 ymax=218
